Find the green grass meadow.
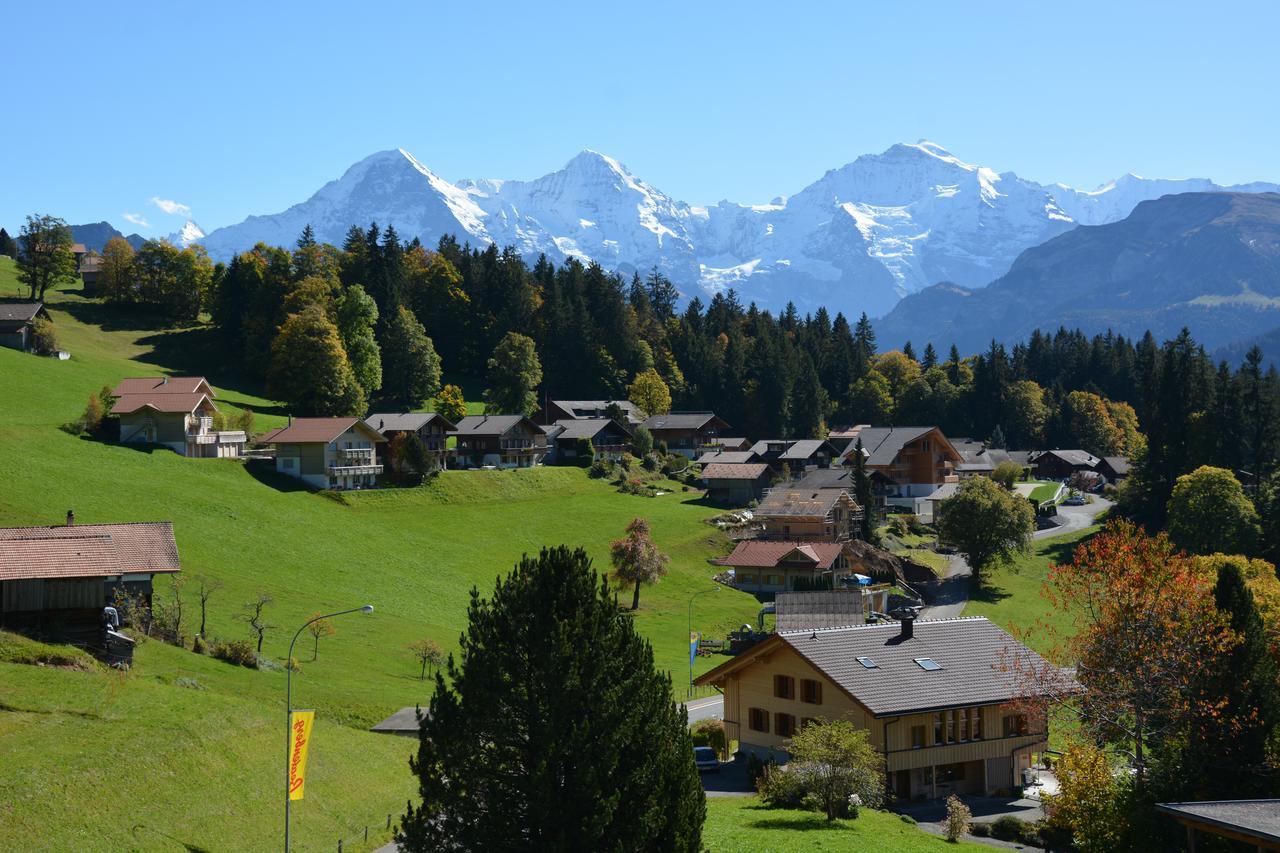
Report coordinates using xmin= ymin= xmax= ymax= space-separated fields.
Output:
xmin=0 ymin=263 xmax=763 ymax=850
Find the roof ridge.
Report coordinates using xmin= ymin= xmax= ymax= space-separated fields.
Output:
xmin=778 ymin=615 xmax=989 ymax=636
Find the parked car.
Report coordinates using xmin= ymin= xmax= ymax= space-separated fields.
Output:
xmin=693 ymin=746 xmax=720 ymax=772
xmin=1064 ymin=494 xmax=1087 ymax=506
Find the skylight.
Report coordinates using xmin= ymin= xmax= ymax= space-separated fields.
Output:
xmin=914 ymin=657 xmax=942 ymax=671
xmin=856 ymin=656 xmax=878 ymax=669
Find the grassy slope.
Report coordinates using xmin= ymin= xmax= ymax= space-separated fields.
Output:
xmin=962 ymin=526 xmax=1099 ymax=654
xmin=704 ymin=797 xmax=987 ymax=851
xmin=0 ymin=265 xmax=762 ymax=850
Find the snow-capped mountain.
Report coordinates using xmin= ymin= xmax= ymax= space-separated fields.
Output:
xmin=165 ymin=220 xmax=206 ymax=248
xmin=198 ymin=143 xmax=1280 ymax=317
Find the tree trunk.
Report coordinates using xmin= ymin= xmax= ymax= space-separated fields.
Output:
xmin=256 ymin=631 xmax=264 ymax=653
xmin=420 ymin=660 xmax=427 ymax=680
xmin=313 ymin=635 xmax=319 ymax=661
xmin=632 ymin=581 xmax=641 ymax=610
xmin=199 ymin=605 xmax=207 ymax=638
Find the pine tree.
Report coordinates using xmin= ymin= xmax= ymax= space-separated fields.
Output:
xmin=922 ymin=342 xmax=937 ymax=369
xmin=854 ymin=312 xmax=877 ymax=358
xmin=988 ymin=424 xmax=1006 ymax=449
xmin=398 ymin=547 xmax=704 ymax=851
xmin=902 ymin=340 xmax=916 ymax=362
xmin=381 ymin=306 xmax=442 ymax=407
xmin=789 ymin=352 xmax=828 ymax=439
xmin=0 ymin=227 xmax=18 ymax=258
xmin=851 ymin=438 xmax=875 ymax=542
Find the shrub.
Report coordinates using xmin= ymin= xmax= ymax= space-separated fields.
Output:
xmin=969 ymin=822 xmax=990 ymax=837
xmin=256 ymin=655 xmax=285 ymax=672
xmin=689 ymin=718 xmax=727 ymax=757
xmin=211 ymin=639 xmax=257 ymax=668
xmin=758 ymin=764 xmax=807 ymax=808
xmin=588 ymin=458 xmax=614 ymax=479
xmin=30 ymin=316 xmax=58 ymax=355
xmin=175 ymin=677 xmax=204 ymax=690
xmin=943 ymin=794 xmax=971 ymax=842
xmin=641 ymin=452 xmax=661 ymax=472
xmin=192 ymin=635 xmax=208 ymax=655
xmin=286 ymin=656 xmax=303 ymax=673
xmin=899 ymin=814 xmax=917 ymax=825
xmin=990 ymin=815 xmax=1027 ymax=842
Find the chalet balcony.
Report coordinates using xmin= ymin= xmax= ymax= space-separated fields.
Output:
xmin=328 ymin=463 xmax=383 ymax=476
xmin=338 ymin=447 xmax=376 ymax=463
xmin=884 ymin=731 xmax=1048 ymax=772
xmin=499 ymin=440 xmax=548 ymax=453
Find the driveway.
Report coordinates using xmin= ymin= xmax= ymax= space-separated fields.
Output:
xmin=1034 ymin=495 xmax=1111 ymax=540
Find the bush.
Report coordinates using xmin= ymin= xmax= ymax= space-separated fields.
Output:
xmin=286 ymin=656 xmax=303 ymax=673
xmin=30 ymin=316 xmax=58 ymax=355
xmin=175 ymin=677 xmax=205 ymax=690
xmin=192 ymin=635 xmax=208 ymax=655
xmin=968 ymin=822 xmax=990 ymax=837
xmin=758 ymin=765 xmax=808 ymax=808
xmin=256 ymin=655 xmax=285 ymax=672
xmin=641 ymin=452 xmax=661 ymax=472
xmin=588 ymin=458 xmax=614 ymax=479
xmin=899 ymin=814 xmax=917 ymax=825
xmin=211 ymin=639 xmax=257 ymax=668
xmin=689 ymin=718 xmax=727 ymax=757
xmin=990 ymin=815 xmax=1027 ymax=842
xmin=943 ymin=794 xmax=971 ymax=842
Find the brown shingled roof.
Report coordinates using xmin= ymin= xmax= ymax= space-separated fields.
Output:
xmin=701 ymin=462 xmax=770 ymax=481
xmin=110 ymin=392 xmax=214 ymax=415
xmin=715 ymin=540 xmax=845 ymax=570
xmin=0 ymin=522 xmax=180 ymax=579
xmin=111 ymin=377 xmax=215 ymax=397
xmin=259 ymin=417 xmax=386 ymax=444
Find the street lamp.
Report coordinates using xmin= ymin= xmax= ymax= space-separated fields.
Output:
xmin=285 ymin=604 xmax=374 ymax=852
xmin=687 ymin=586 xmax=719 ymax=694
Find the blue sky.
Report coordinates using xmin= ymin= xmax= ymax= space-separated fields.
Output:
xmin=4 ymin=1 xmax=1277 ymax=235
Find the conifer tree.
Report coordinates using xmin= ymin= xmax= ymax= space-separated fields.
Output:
xmin=398 ymin=547 xmax=704 ymax=851
xmin=922 ymin=342 xmax=938 ymax=369
xmin=851 ymin=438 xmax=875 ymax=542
xmin=789 ymin=352 xmax=828 ymax=439
xmin=0 ymin=227 xmax=19 ymax=258
xmin=854 ymin=312 xmax=877 ymax=358
xmin=902 ymin=340 xmax=916 ymax=362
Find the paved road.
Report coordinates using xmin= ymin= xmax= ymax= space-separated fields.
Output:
xmin=683 ymin=694 xmax=723 ymax=725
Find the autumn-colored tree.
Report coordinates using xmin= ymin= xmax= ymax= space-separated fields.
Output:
xmin=609 ymin=517 xmax=669 ymax=610
xmin=1167 ymin=465 xmax=1260 ymax=556
xmin=408 ymin=637 xmax=444 ymax=680
xmin=1106 ymin=399 xmax=1145 ymax=456
xmin=1042 ymin=741 xmax=1128 ymax=853
xmin=847 ymin=371 xmax=894 ymax=424
xmin=628 ymin=367 xmax=672 ymax=418
xmin=1191 ymin=554 xmax=1280 ymax=651
xmin=1002 ymin=379 xmax=1049 ymax=447
xmin=99 ymin=236 xmax=137 ymax=302
xmin=306 ymin=614 xmax=336 ymax=661
xmin=1064 ymin=390 xmax=1125 ymax=457
xmin=268 ymin=306 xmax=367 ymax=416
xmin=1018 ymin=521 xmax=1233 ymax=793
xmin=433 ymin=384 xmax=467 ymax=424
xmin=872 ymin=350 xmax=921 ymax=407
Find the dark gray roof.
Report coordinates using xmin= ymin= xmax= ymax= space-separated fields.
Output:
xmin=1103 ymin=456 xmax=1131 ymax=475
xmin=552 ymin=400 xmax=641 ymax=421
xmin=365 ymin=412 xmax=454 ymax=433
xmin=1156 ymin=801 xmax=1280 ymax=843
xmin=842 ymin=426 xmax=939 ymax=466
xmin=794 ymin=468 xmax=856 ymax=489
xmin=642 ymin=412 xmax=727 ymax=431
xmin=371 ymin=706 xmax=427 ymax=735
xmin=550 ymin=417 xmax=629 ymax=440
xmin=697 ymin=450 xmax=760 ymax=465
xmin=453 ymin=415 xmax=545 ymax=436
xmin=749 ymin=439 xmax=838 ymax=461
xmin=0 ymin=302 xmax=45 ymax=323
xmin=1032 ymin=449 xmax=1101 ymax=468
xmin=779 ymin=617 xmax=1058 ymax=717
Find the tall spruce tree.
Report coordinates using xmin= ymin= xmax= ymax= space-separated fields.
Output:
xmin=0 ymin=227 xmax=18 ymax=258
xmin=381 ymin=305 xmax=442 ymax=407
xmin=852 ymin=437 xmax=875 ymax=542
xmin=336 ymin=284 xmax=382 ymax=397
xmin=398 ymin=546 xmax=704 ymax=851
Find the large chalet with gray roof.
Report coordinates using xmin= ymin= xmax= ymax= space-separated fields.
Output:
xmin=451 ymin=415 xmax=548 ymax=468
xmin=642 ymin=411 xmax=731 ymax=458
xmin=839 ymin=426 xmax=962 ymax=515
xmin=695 ymin=615 xmax=1065 ymax=800
xmin=544 ymin=417 xmax=631 ymax=464
xmin=365 ymin=412 xmax=456 ymax=467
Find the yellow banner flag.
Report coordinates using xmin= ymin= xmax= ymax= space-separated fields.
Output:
xmin=288 ymin=710 xmax=315 ymax=801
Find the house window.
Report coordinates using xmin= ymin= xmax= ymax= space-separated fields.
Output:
xmin=738 ymin=573 xmax=757 ymax=585
xmin=911 ymin=725 xmax=927 ymax=749
xmin=1003 ymin=714 xmax=1028 ymax=737
xmin=933 ymin=713 xmax=944 ymax=745
xmin=783 ymin=525 xmax=791 ymax=537
xmin=766 ymin=574 xmax=783 ymax=586
xmin=800 ymin=679 xmax=822 ymax=705
xmin=959 ymin=710 xmax=968 ymax=741
xmin=773 ymin=675 xmax=795 ymax=700
xmin=971 ymin=708 xmax=983 ymax=740
xmin=282 ymin=457 xmax=295 ymax=470
xmin=748 ymin=707 xmax=770 ymax=733
xmin=775 ymin=713 xmax=797 ymax=737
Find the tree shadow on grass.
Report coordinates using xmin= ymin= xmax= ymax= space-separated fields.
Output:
xmin=57 ymin=300 xmax=182 ymax=333
xmin=747 ymin=815 xmax=845 ymax=832
xmin=243 ymin=460 xmax=311 ymax=494
xmin=970 ymin=580 xmax=1012 ymax=605
xmin=1040 ymin=535 xmax=1088 ymax=565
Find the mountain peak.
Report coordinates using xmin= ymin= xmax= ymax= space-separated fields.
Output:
xmin=564 ymin=149 xmax=631 ymax=177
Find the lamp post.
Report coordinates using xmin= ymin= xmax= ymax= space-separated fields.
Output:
xmin=687 ymin=586 xmax=719 ymax=694
xmin=285 ymin=604 xmax=373 ymax=852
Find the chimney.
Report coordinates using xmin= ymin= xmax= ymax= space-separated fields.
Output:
xmin=65 ymin=509 xmax=75 ymax=526
xmin=898 ymin=613 xmax=914 ymax=641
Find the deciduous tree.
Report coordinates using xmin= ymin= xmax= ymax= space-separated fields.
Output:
xmin=17 ymin=214 xmax=76 ymax=300
xmin=936 ymin=477 xmax=1034 ymax=578
xmin=99 ymin=236 xmax=136 ymax=302
xmin=609 ymin=517 xmax=669 ymax=610
xmin=381 ymin=305 xmax=441 ymax=407
xmin=432 ymin=384 xmax=467 ymax=423
xmin=628 ymin=367 xmax=672 ymax=418
xmin=305 ymin=614 xmax=336 ymax=661
xmin=1167 ymin=465 xmax=1260 ymax=556
xmin=267 ymin=306 xmax=366 ymax=416
xmin=483 ymin=332 xmax=542 ymax=416
xmin=408 ymin=637 xmax=443 ymax=680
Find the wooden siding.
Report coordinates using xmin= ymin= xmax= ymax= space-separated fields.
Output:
xmin=2 ymin=577 xmax=106 ymax=612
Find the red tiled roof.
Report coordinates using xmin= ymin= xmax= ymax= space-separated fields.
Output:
xmin=110 ymin=392 xmax=213 ymax=415
xmin=715 ymin=540 xmax=845 ymax=570
xmin=111 ymin=377 xmax=214 ymax=397
xmin=259 ymin=417 xmax=385 ymax=444
xmin=0 ymin=522 xmax=180 ymax=580
xmin=701 ymin=463 xmax=770 ymax=481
